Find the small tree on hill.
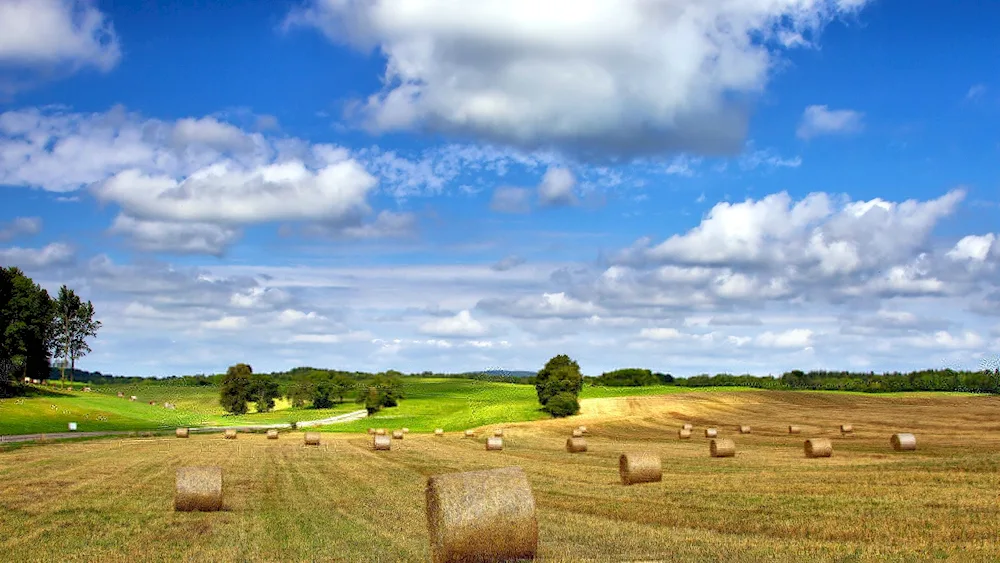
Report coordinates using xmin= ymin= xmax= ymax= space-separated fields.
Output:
xmin=535 ymin=354 xmax=583 ymax=408
xmin=250 ymin=374 xmax=280 ymax=413
xmin=220 ymin=363 xmax=253 ymax=415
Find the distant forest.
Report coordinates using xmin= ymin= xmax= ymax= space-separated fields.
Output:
xmin=45 ymin=365 xmax=1000 ymax=394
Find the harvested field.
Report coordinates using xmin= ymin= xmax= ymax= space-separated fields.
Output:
xmin=3 ymin=390 xmax=1000 ymax=561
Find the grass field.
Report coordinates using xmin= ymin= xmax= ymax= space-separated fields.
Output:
xmin=3 ymin=389 xmax=1000 ymax=561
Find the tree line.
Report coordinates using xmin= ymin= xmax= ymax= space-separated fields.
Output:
xmin=1 ymin=267 xmax=101 ymax=396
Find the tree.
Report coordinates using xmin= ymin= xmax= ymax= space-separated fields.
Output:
xmin=312 ymin=377 xmax=335 ymax=409
xmin=286 ymin=375 xmax=313 ymax=408
xmin=220 ymin=363 xmax=253 ymax=415
xmin=1 ymin=267 xmax=54 ymax=383
xmin=544 ymin=392 xmax=580 ymax=417
xmin=534 ymin=354 xmax=583 ymax=407
xmin=250 ymin=374 xmax=280 ymax=413
xmin=331 ymin=373 xmax=355 ymax=403
xmin=51 ymin=285 xmax=101 ymax=387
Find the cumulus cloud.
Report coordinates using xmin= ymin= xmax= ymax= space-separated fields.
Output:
xmin=0 ymin=242 xmax=74 ymax=268
xmin=0 ymin=216 xmax=41 ymax=241
xmin=108 ymin=215 xmax=241 ymax=256
xmin=287 ymin=0 xmax=871 ymax=157
xmin=537 ymin=167 xmax=577 ymax=207
xmin=0 ymin=0 xmax=120 ymax=73
xmin=418 ymin=310 xmax=489 ymax=337
xmin=796 ymin=105 xmax=865 ymax=139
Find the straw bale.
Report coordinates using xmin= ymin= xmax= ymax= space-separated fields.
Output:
xmin=373 ymin=434 xmax=391 ymax=451
xmin=678 ymin=428 xmax=691 ymax=439
xmin=704 ymin=428 xmax=718 ymax=438
xmin=435 ymin=428 xmax=444 ymax=436
xmin=788 ymin=425 xmax=801 ymax=434
xmin=578 ymin=425 xmax=588 ymax=434
xmin=710 ymin=438 xmax=736 ymax=458
xmin=494 ymin=429 xmax=504 ymax=437
xmin=174 ymin=466 xmax=223 ymax=512
xmin=224 ymin=429 xmax=237 ymax=440
xmin=304 ymin=432 xmax=321 ymax=446
xmin=376 ymin=428 xmax=387 ymax=436
xmin=403 ymin=427 xmax=410 ymax=434
xmin=566 ymin=437 xmax=587 ymax=453
xmin=840 ymin=424 xmax=854 ymax=433
xmin=267 ymin=429 xmax=279 ymax=440
xmin=571 ymin=428 xmax=583 ymax=438
xmin=805 ymin=438 xmax=833 ymax=458
xmin=464 ymin=430 xmax=474 ymax=438
xmin=425 ymin=466 xmax=537 ymax=563
xmin=175 ymin=428 xmax=189 ymax=438
xmin=486 ymin=437 xmax=503 ymax=451
xmin=890 ymin=433 xmax=917 ymax=451
xmin=619 ymin=452 xmax=662 ymax=485
xmin=368 ymin=428 xmax=376 ymax=435
xmin=682 ymin=423 xmax=693 ymax=431
xmin=393 ymin=430 xmax=404 ymax=440
xmin=738 ymin=425 xmax=751 ymax=434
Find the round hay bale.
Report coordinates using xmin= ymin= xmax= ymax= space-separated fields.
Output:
xmin=738 ymin=425 xmax=751 ymax=434
xmin=710 ymin=439 xmax=736 ymax=458
xmin=571 ymin=428 xmax=583 ymax=438
xmin=435 ymin=428 xmax=444 ymax=436
xmin=376 ymin=428 xmax=386 ymax=436
xmin=403 ymin=427 xmax=410 ymax=434
xmin=176 ymin=428 xmax=189 ymax=438
xmin=805 ymin=438 xmax=833 ymax=458
xmin=890 ymin=433 xmax=917 ymax=451
xmin=493 ymin=429 xmax=504 ymax=437
xmin=788 ymin=425 xmax=801 ymax=434
xmin=267 ymin=429 xmax=279 ymax=440
xmin=682 ymin=423 xmax=693 ymax=431
xmin=368 ymin=428 xmax=376 ymax=435
xmin=425 ymin=466 xmax=537 ymax=563
xmin=678 ymin=428 xmax=692 ymax=440
xmin=486 ymin=437 xmax=503 ymax=451
xmin=392 ymin=430 xmax=404 ymax=440
xmin=373 ymin=434 xmax=391 ymax=451
xmin=840 ymin=424 xmax=854 ymax=433
xmin=175 ymin=466 xmax=223 ymax=512
xmin=578 ymin=425 xmax=588 ymax=434
xmin=224 ymin=429 xmax=237 ymax=440
xmin=464 ymin=430 xmax=474 ymax=438
xmin=704 ymin=428 xmax=718 ymax=438
xmin=566 ymin=437 xmax=587 ymax=453
xmin=619 ymin=452 xmax=662 ymax=485
xmin=304 ymin=432 xmax=321 ymax=446
xmin=68 ymin=422 xmax=77 ymax=431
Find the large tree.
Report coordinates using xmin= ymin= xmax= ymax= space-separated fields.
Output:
xmin=534 ymin=354 xmax=584 ymax=407
xmin=1 ymin=267 xmax=55 ymax=383
xmin=51 ymin=285 xmax=101 ymax=387
xmin=220 ymin=363 xmax=254 ymax=415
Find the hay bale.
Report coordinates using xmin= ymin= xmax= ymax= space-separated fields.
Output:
xmin=840 ymin=424 xmax=854 ymax=433
xmin=376 ymin=428 xmax=386 ymax=436
xmin=267 ymin=429 xmax=279 ymax=440
xmin=175 ymin=466 xmax=223 ymax=512
xmin=393 ymin=430 xmax=404 ymax=440
xmin=425 ymin=466 xmax=537 ymax=563
xmin=403 ymin=427 xmax=410 ymax=434
xmin=805 ymin=438 xmax=833 ymax=458
xmin=464 ymin=430 xmax=474 ymax=438
xmin=494 ymin=429 xmax=504 ymax=437
xmin=788 ymin=425 xmax=801 ymax=434
xmin=117 ymin=392 xmax=124 ymax=398
xmin=710 ymin=438 xmax=736 ymax=458
xmin=890 ymin=433 xmax=917 ymax=451
xmin=678 ymin=428 xmax=691 ymax=440
xmin=373 ymin=434 xmax=391 ymax=451
xmin=486 ymin=437 xmax=503 ymax=451
xmin=682 ymin=423 xmax=693 ymax=431
xmin=224 ymin=429 xmax=237 ymax=440
xmin=566 ymin=437 xmax=587 ymax=453
xmin=704 ymin=428 xmax=718 ymax=438
xmin=571 ymin=428 xmax=583 ymax=438
xmin=68 ymin=422 xmax=77 ymax=431
xmin=738 ymin=425 xmax=751 ymax=434
xmin=578 ymin=425 xmax=588 ymax=434
xmin=176 ymin=428 xmax=189 ymax=438
xmin=619 ymin=452 xmax=662 ymax=485
xmin=130 ymin=395 xmax=137 ymax=401
xmin=304 ymin=432 xmax=321 ymax=446
xmin=435 ymin=428 xmax=444 ymax=436
xmin=368 ymin=428 xmax=376 ymax=435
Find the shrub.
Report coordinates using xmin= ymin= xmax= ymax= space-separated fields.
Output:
xmin=544 ymin=392 xmax=580 ymax=418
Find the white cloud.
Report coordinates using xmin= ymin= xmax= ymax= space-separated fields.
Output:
xmin=755 ymin=328 xmax=814 ymax=349
xmin=491 ymin=255 xmax=526 ymax=272
xmin=965 ymin=84 xmax=986 ymax=101
xmin=108 ymin=215 xmax=240 ymax=256
xmin=639 ymin=327 xmax=682 ymax=340
xmin=537 ymin=166 xmax=577 ymax=207
xmin=418 ymin=310 xmax=489 ymax=338
xmin=0 ymin=0 xmax=120 ymax=72
xmin=0 ymin=242 xmax=74 ymax=268
xmin=947 ymin=234 xmax=995 ymax=262
xmin=0 ymin=216 xmax=41 ymax=241
xmin=287 ymin=0 xmax=871 ymax=156
xmin=201 ymin=315 xmax=249 ymax=331
xmin=796 ymin=105 xmax=865 ymax=139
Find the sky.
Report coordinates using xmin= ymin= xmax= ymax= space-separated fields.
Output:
xmin=0 ymin=0 xmax=998 ymax=378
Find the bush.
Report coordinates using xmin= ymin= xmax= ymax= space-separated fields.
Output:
xmin=544 ymin=392 xmax=580 ymax=418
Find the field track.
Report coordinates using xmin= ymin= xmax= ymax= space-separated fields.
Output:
xmin=3 ymin=390 xmax=1000 ymax=562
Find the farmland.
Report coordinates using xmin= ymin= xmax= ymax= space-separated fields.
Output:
xmin=3 ymin=389 xmax=1000 ymax=561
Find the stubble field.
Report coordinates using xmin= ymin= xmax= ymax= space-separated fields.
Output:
xmin=2 ymin=390 xmax=1000 ymax=562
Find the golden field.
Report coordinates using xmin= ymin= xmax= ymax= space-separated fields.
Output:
xmin=3 ymin=390 xmax=1000 ymax=562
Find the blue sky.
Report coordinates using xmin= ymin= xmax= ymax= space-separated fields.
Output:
xmin=1 ymin=0 xmax=998 ymax=377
